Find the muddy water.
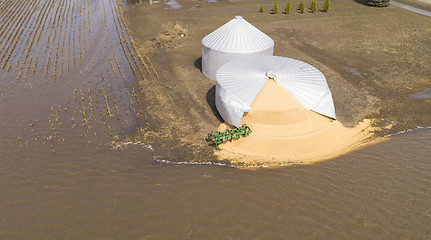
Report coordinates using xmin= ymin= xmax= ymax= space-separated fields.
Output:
xmin=1 ymin=129 xmax=431 ymax=239
xmin=1 ymin=0 xmax=431 ymax=239
xmin=0 ymin=0 xmax=141 ymax=156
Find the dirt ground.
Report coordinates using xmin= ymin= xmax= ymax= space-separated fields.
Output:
xmin=121 ymin=0 xmax=431 ymax=165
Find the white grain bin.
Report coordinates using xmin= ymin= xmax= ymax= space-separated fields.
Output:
xmin=201 ymin=16 xmax=274 ymax=80
xmin=215 ymin=55 xmax=336 ymax=127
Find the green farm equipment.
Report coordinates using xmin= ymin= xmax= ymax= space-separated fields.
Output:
xmin=207 ymin=124 xmax=252 ymax=148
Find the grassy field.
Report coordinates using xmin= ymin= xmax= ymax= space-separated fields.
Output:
xmin=123 ymin=0 xmax=431 ymax=163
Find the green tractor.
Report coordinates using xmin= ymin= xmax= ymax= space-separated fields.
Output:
xmin=207 ymin=124 xmax=252 ymax=148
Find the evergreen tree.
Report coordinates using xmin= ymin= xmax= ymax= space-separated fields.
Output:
xmin=311 ymin=1 xmax=316 ymax=12
xmin=260 ymin=5 xmax=264 ymax=13
xmin=299 ymin=2 xmax=305 ymax=13
xmin=367 ymin=0 xmax=390 ymax=7
xmin=271 ymin=1 xmax=279 ymax=14
xmin=285 ymin=2 xmax=292 ymax=14
xmin=323 ymin=0 xmax=330 ymax=12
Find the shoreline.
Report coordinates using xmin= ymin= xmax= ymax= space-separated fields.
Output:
xmin=216 ymin=133 xmax=384 ymax=167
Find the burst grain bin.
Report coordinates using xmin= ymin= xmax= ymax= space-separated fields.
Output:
xmin=215 ymin=55 xmax=336 ymax=127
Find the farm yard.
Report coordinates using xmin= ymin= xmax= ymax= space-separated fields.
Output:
xmin=121 ymin=0 xmax=431 ymax=164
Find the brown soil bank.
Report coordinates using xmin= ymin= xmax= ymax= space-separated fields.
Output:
xmin=121 ymin=0 xmax=431 ymax=166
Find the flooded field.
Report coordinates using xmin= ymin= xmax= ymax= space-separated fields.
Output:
xmin=1 ymin=0 xmax=431 ymax=238
xmin=0 ymin=0 xmax=152 ymax=158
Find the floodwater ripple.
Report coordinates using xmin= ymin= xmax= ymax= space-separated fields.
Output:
xmin=1 ymin=130 xmax=431 ymax=239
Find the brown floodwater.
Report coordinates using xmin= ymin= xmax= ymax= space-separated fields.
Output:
xmin=1 ymin=0 xmax=431 ymax=239
xmin=1 ymin=127 xmax=431 ymax=239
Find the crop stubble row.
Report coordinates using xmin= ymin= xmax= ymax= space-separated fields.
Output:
xmin=0 ymin=0 xmax=151 ymax=151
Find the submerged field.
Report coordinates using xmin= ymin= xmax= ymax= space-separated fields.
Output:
xmin=123 ymin=0 xmax=431 ymax=165
xmin=0 ymin=0 xmax=157 ymax=157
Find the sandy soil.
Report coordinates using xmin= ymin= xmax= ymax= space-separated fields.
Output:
xmin=121 ymin=0 xmax=431 ymax=166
